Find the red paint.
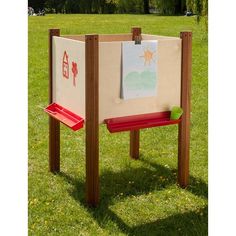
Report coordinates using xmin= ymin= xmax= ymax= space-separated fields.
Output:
xmin=62 ymin=51 xmax=69 ymax=79
xmin=44 ymin=103 xmax=84 ymax=131
xmin=71 ymin=61 xmax=78 ymax=86
xmin=104 ymin=111 xmax=181 ymax=133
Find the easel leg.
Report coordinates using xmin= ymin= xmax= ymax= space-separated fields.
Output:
xmin=130 ymin=130 xmax=140 ymax=159
xmin=86 ymin=133 xmax=99 ymax=206
xmin=48 ymin=29 xmax=60 ymax=173
xmin=49 ymin=117 xmax=60 ymax=172
xmin=85 ymin=34 xmax=99 ymax=206
xmin=178 ymin=123 xmax=190 ymax=187
xmin=178 ymin=31 xmax=192 ymax=187
xmin=129 ymin=27 xmax=142 ymax=160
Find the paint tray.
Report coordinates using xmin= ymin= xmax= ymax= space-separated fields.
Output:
xmin=104 ymin=111 xmax=181 ymax=133
xmin=44 ymin=103 xmax=84 ymax=131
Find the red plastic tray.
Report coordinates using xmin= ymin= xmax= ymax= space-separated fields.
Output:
xmin=44 ymin=103 xmax=84 ymax=131
xmin=104 ymin=111 xmax=181 ymax=133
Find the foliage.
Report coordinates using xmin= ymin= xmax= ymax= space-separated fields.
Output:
xmin=28 ymin=14 xmax=208 ymax=235
xmin=64 ymin=0 xmax=80 ymax=14
xmin=28 ymin=0 xmax=45 ymax=11
xmin=117 ymin=0 xmax=143 ymax=13
xmin=34 ymin=0 xmax=154 ymax=14
xmin=186 ymin=0 xmax=208 ymax=16
xmin=186 ymin=0 xmax=208 ymax=31
xmin=44 ymin=0 xmax=65 ymax=13
xmin=143 ymin=0 xmax=150 ymax=14
xmin=29 ymin=0 xmax=207 ymax=16
xmin=154 ymin=0 xmax=207 ymax=16
xmin=43 ymin=0 xmax=119 ymax=14
xmin=102 ymin=0 xmax=119 ymax=13
xmin=156 ymin=0 xmax=175 ymax=15
xmin=155 ymin=0 xmax=186 ymax=15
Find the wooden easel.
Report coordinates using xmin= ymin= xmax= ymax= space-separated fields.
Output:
xmin=48 ymin=27 xmax=192 ymax=207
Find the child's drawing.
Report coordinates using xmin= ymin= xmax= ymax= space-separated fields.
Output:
xmin=71 ymin=61 xmax=78 ymax=87
xmin=62 ymin=51 xmax=69 ymax=79
xmin=122 ymin=40 xmax=158 ymax=100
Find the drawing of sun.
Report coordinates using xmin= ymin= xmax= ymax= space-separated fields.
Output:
xmin=140 ymin=47 xmax=156 ymax=66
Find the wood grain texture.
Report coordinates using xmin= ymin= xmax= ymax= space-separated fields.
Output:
xmin=85 ymin=34 xmax=99 ymax=206
xmin=178 ymin=31 xmax=192 ymax=187
xmin=49 ymin=29 xmax=60 ymax=173
xmin=130 ymin=130 xmax=140 ymax=159
xmin=131 ymin=27 xmax=141 ymax=40
xmin=130 ymin=27 xmax=142 ymax=159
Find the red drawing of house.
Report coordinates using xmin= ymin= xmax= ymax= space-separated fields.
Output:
xmin=71 ymin=61 xmax=78 ymax=87
xmin=62 ymin=51 xmax=69 ymax=79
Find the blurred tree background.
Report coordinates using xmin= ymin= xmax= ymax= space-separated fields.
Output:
xmin=28 ymin=0 xmax=208 ymax=17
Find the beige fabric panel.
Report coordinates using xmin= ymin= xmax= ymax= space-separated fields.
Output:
xmin=53 ymin=35 xmax=181 ymax=124
xmin=61 ymin=33 xmax=179 ymax=42
xmin=99 ymin=34 xmax=132 ymax=42
xmin=61 ymin=35 xmax=85 ymax=41
xmin=141 ymin=33 xmax=180 ymax=40
xmin=53 ymin=36 xmax=85 ymax=119
xmin=62 ymin=34 xmax=132 ymax=42
xmin=99 ymin=38 xmax=181 ymax=123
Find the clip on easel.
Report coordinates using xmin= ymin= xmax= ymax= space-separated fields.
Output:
xmin=134 ymin=35 xmax=142 ymax=44
xmin=45 ymin=27 xmax=192 ymax=207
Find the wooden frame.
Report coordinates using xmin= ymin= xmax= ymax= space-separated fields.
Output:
xmin=49 ymin=29 xmax=60 ymax=173
xmin=178 ymin=32 xmax=192 ymax=188
xmin=130 ymin=27 xmax=141 ymax=160
xmin=47 ymin=28 xmax=192 ymax=207
xmin=85 ymin=34 xmax=99 ymax=206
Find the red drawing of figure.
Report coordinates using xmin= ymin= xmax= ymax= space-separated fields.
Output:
xmin=71 ymin=61 xmax=78 ymax=87
xmin=62 ymin=51 xmax=69 ymax=79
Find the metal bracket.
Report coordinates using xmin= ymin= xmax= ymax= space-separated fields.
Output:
xmin=134 ymin=35 xmax=142 ymax=45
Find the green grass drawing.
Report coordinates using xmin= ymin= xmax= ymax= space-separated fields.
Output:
xmin=124 ymin=70 xmax=156 ymax=91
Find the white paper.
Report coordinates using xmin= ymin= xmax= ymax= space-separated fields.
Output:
xmin=122 ymin=40 xmax=158 ymax=100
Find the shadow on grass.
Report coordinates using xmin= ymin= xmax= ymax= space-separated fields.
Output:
xmin=58 ymin=157 xmax=208 ymax=235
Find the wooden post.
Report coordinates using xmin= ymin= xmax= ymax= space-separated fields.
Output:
xmin=178 ymin=31 xmax=192 ymax=188
xmin=85 ymin=34 xmax=99 ymax=206
xmin=130 ymin=130 xmax=140 ymax=159
xmin=131 ymin=27 xmax=141 ymax=41
xmin=130 ymin=27 xmax=141 ymax=160
xmin=49 ymin=29 xmax=60 ymax=173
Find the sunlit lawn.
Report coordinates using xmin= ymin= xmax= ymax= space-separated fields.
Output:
xmin=28 ymin=14 xmax=208 ymax=235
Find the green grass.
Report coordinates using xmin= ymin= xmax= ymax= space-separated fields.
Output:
xmin=28 ymin=14 xmax=208 ymax=235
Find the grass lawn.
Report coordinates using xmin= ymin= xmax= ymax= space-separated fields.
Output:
xmin=28 ymin=14 xmax=208 ymax=235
